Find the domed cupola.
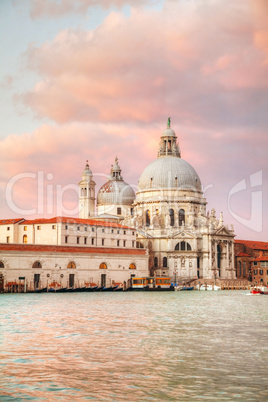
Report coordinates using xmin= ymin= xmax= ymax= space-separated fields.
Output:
xmin=138 ymin=119 xmax=202 ymax=192
xmin=97 ymin=158 xmax=135 ymax=217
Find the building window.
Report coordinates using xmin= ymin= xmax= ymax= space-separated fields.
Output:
xmin=253 ymin=261 xmax=257 ymax=266
xmin=131 ymin=208 xmax=134 ymax=216
xmin=260 ymin=270 xmax=263 ymax=275
xmin=102 ymin=239 xmax=105 ymax=246
xmin=23 ymin=235 xmax=28 ymax=244
xmin=102 ymin=229 xmax=105 ymax=233
xmin=154 ymin=257 xmax=158 ymax=268
xmin=0 ymin=261 xmax=4 ymax=268
xmin=65 ymin=225 xmax=68 ymax=230
xmin=132 ymin=241 xmax=135 ymax=247
xmin=77 ymin=237 xmax=80 ymax=244
xmin=163 ymin=257 xmax=168 ymax=268
xmin=117 ymin=230 xmax=120 ymax=234
xmin=7 ymin=227 xmax=10 ymax=231
xmin=84 ymin=237 xmax=87 ymax=245
xmin=146 ymin=210 xmax=150 ymax=226
xmin=111 ymin=229 xmax=114 ymax=233
xmin=91 ymin=238 xmax=94 ymax=245
xmin=65 ymin=236 xmax=68 ymax=244
xmin=77 ymin=226 xmax=80 ymax=231
xmin=179 ymin=209 xmax=185 ymax=226
xmin=24 ymin=226 xmax=27 ymax=231
xmin=117 ymin=207 xmax=122 ymax=215
xmin=99 ymin=262 xmax=107 ymax=269
xmin=6 ymin=237 xmax=10 ymax=243
xmin=52 ymin=225 xmax=56 ymax=229
xmin=36 ymin=226 xmax=41 ymax=230
xmin=123 ymin=240 xmax=126 ymax=247
xmin=123 ymin=230 xmax=126 ymax=235
xmin=260 ymin=261 xmax=268 ymax=267
xmin=175 ymin=242 xmax=191 ymax=251
xmin=254 ymin=270 xmax=258 ymax=275
xmin=129 ymin=263 xmax=136 ymax=269
xmin=85 ymin=226 xmax=87 ymax=231
xmin=92 ymin=227 xmax=94 ymax=232
xmin=136 ymin=241 xmax=144 ymax=249
xmin=117 ymin=240 xmax=120 ymax=247
xmin=32 ymin=261 xmax=42 ymax=268
xmin=67 ymin=261 xmax=76 ymax=269
xmin=132 ymin=231 xmax=135 ymax=236
xmin=169 ymin=209 xmax=174 ymax=226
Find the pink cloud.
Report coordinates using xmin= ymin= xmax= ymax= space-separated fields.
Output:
xmin=28 ymin=0 xmax=155 ymax=19
xmin=19 ymin=1 xmax=268 ymax=131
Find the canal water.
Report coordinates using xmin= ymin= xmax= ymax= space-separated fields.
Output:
xmin=1 ymin=291 xmax=267 ymax=401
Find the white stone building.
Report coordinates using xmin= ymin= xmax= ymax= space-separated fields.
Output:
xmin=86 ymin=121 xmax=236 ymax=281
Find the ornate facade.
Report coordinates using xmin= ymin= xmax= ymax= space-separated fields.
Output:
xmin=79 ymin=121 xmax=236 ymax=281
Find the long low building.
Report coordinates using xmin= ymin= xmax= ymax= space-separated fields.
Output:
xmin=0 ymin=217 xmax=149 ymax=291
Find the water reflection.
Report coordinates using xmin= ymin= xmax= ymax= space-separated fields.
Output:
xmin=1 ymin=292 xmax=267 ymax=400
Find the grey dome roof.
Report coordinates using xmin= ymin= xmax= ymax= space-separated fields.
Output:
xmin=97 ymin=180 xmax=135 ymax=206
xmin=138 ymin=156 xmax=202 ymax=191
xmin=162 ymin=127 xmax=176 ymax=137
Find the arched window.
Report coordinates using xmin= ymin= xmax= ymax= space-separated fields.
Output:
xmin=179 ymin=209 xmax=185 ymax=226
xmin=217 ymin=245 xmax=221 ymax=269
xmin=67 ymin=261 xmax=76 ymax=269
xmin=243 ymin=262 xmax=246 ymax=277
xmin=23 ymin=235 xmax=28 ymax=244
xmin=99 ymin=262 xmax=107 ymax=269
xmin=175 ymin=242 xmax=191 ymax=251
xmin=163 ymin=257 xmax=167 ymax=268
xmin=32 ymin=261 xmax=42 ymax=268
xmin=129 ymin=263 xmax=136 ymax=269
xmin=154 ymin=257 xmax=158 ymax=268
xmin=146 ymin=210 xmax=150 ymax=226
xmin=169 ymin=209 xmax=174 ymax=226
xmin=136 ymin=241 xmax=144 ymax=249
xmin=0 ymin=261 xmax=4 ymax=268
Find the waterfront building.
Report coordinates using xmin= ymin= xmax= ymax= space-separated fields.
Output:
xmin=235 ymin=240 xmax=268 ymax=285
xmin=80 ymin=121 xmax=236 ymax=281
xmin=0 ymin=121 xmax=237 ymax=291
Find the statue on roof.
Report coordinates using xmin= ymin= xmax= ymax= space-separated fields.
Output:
xmin=167 ymin=117 xmax=171 ymax=128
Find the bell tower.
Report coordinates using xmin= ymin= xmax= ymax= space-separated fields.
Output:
xmin=79 ymin=161 xmax=96 ymax=218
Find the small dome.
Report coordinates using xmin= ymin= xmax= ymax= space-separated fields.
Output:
xmin=138 ymin=156 xmax=202 ymax=191
xmin=162 ymin=127 xmax=176 ymax=137
xmin=97 ymin=180 xmax=135 ymax=206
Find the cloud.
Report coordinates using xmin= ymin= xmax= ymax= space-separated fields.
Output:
xmin=20 ymin=1 xmax=268 ymax=131
xmin=28 ymin=0 xmax=156 ymax=19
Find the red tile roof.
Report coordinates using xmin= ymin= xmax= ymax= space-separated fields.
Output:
xmin=235 ymin=240 xmax=268 ymax=250
xmin=236 ymin=252 xmax=251 ymax=257
xmin=0 ymin=218 xmax=24 ymax=226
xmin=0 ymin=243 xmax=146 ymax=256
xmin=19 ymin=216 xmax=132 ymax=229
xmin=251 ymin=256 xmax=268 ymax=262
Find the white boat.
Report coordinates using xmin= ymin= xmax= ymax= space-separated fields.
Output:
xmin=197 ymin=284 xmax=221 ymax=291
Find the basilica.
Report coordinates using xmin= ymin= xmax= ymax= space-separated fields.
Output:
xmin=79 ymin=121 xmax=236 ymax=281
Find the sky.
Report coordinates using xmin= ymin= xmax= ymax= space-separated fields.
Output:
xmin=0 ymin=0 xmax=267 ymax=241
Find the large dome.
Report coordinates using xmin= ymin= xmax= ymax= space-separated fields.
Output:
xmin=97 ymin=180 xmax=135 ymax=205
xmin=138 ymin=156 xmax=202 ymax=191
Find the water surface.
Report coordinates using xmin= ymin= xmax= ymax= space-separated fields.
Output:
xmin=1 ymin=291 xmax=267 ymax=400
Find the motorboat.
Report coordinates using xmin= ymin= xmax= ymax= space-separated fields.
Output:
xmin=175 ymin=285 xmax=194 ymax=291
xmin=250 ymin=287 xmax=264 ymax=295
xmin=197 ymin=284 xmax=221 ymax=291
